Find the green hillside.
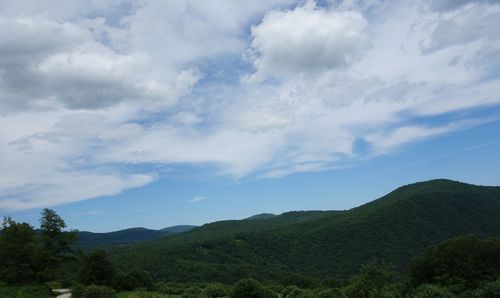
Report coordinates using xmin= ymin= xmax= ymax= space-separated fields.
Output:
xmin=76 ymin=225 xmax=196 ymax=250
xmin=160 ymin=225 xmax=197 ymax=234
xmin=110 ymin=179 xmax=500 ymax=283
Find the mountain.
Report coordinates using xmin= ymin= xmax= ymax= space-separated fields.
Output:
xmin=110 ymin=179 xmax=500 ymax=283
xmin=245 ymin=213 xmax=277 ymax=220
xmin=76 ymin=225 xmax=197 ymax=250
xmin=160 ymin=225 xmax=197 ymax=234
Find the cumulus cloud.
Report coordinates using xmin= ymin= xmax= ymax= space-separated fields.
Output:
xmin=246 ymin=2 xmax=369 ymax=81
xmin=1 ymin=0 xmax=500 ymax=210
xmin=0 ymin=17 xmax=204 ymax=113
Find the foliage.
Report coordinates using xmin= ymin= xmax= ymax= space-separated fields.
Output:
xmin=315 ymin=288 xmax=347 ymax=298
xmin=202 ymin=283 xmax=227 ymax=297
xmin=72 ymin=284 xmax=117 ymax=298
xmin=115 ymin=269 xmax=153 ymax=291
xmin=110 ymin=179 xmax=500 ymax=283
xmin=410 ymin=235 xmax=500 ymax=289
xmin=78 ymin=249 xmax=116 ymax=286
xmin=282 ymin=285 xmax=302 ymax=297
xmin=0 ymin=209 xmax=77 ymax=285
xmin=230 ymin=278 xmax=277 ymax=298
xmin=38 ymin=209 xmax=77 ymax=280
xmin=0 ymin=217 xmax=39 ymax=284
xmin=0 ymin=284 xmax=53 ymax=298
xmin=344 ymin=261 xmax=400 ymax=298
xmin=407 ymin=284 xmax=453 ymax=298
xmin=181 ymin=285 xmax=202 ymax=298
xmin=76 ymin=228 xmax=175 ymax=251
xmin=470 ymin=280 xmax=500 ymax=297
xmin=154 ymin=281 xmax=185 ymax=295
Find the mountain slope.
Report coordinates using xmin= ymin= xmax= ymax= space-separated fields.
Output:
xmin=76 ymin=225 xmax=197 ymax=250
xmin=111 ymin=179 xmax=500 ymax=283
xmin=76 ymin=228 xmax=172 ymax=250
xmin=160 ymin=225 xmax=197 ymax=234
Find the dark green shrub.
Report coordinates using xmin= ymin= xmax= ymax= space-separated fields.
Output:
xmin=407 ymin=284 xmax=453 ymax=298
xmin=410 ymin=235 xmax=500 ymax=288
xmin=114 ymin=269 xmax=153 ymax=291
xmin=72 ymin=284 xmax=86 ymax=298
xmin=283 ymin=274 xmax=317 ymax=288
xmin=0 ymin=218 xmax=38 ymax=284
xmin=202 ymin=283 xmax=227 ymax=297
xmin=471 ymin=280 xmax=500 ymax=297
xmin=282 ymin=285 xmax=304 ymax=298
xmin=321 ymin=277 xmax=345 ymax=289
xmin=78 ymin=250 xmax=116 ymax=287
xmin=1 ymin=284 xmax=53 ymax=298
xmin=344 ymin=261 xmax=396 ymax=298
xmin=182 ymin=286 xmax=202 ymax=298
xmin=72 ymin=284 xmax=116 ymax=298
xmin=316 ymin=288 xmax=347 ymax=298
xmin=230 ymin=279 xmax=277 ymax=298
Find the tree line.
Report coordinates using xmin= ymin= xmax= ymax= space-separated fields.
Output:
xmin=1 ymin=210 xmax=499 ymax=297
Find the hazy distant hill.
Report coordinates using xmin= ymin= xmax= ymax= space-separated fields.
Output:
xmin=76 ymin=225 xmax=197 ymax=250
xmin=245 ymin=213 xmax=277 ymax=220
xmin=111 ymin=179 xmax=500 ymax=283
xmin=160 ymin=225 xmax=197 ymax=234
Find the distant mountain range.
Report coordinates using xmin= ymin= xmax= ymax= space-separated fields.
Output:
xmin=108 ymin=179 xmax=500 ymax=283
xmin=75 ymin=225 xmax=197 ymax=250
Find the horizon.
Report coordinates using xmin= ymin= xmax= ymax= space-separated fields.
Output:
xmin=1 ymin=0 xmax=500 ymax=233
xmin=9 ymin=176 xmax=500 ymax=233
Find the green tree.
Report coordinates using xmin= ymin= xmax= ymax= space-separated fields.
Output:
xmin=471 ymin=280 xmax=500 ymax=297
xmin=38 ymin=208 xmax=77 ymax=280
xmin=316 ymin=288 xmax=347 ymax=298
xmin=182 ymin=286 xmax=202 ymax=298
xmin=0 ymin=217 xmax=39 ymax=284
xmin=410 ymin=235 xmax=500 ymax=289
xmin=114 ymin=269 xmax=153 ymax=291
xmin=344 ymin=261 xmax=398 ymax=298
xmin=72 ymin=284 xmax=117 ymax=298
xmin=407 ymin=284 xmax=453 ymax=298
xmin=202 ymin=283 xmax=227 ymax=297
xmin=78 ymin=249 xmax=116 ymax=286
xmin=230 ymin=279 xmax=277 ymax=298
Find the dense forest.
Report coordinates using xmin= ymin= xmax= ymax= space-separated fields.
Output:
xmin=1 ymin=179 xmax=500 ymax=297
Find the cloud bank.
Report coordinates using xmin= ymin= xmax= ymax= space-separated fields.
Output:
xmin=1 ymin=0 xmax=500 ymax=209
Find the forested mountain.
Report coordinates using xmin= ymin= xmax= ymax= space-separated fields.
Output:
xmin=110 ymin=179 xmax=500 ymax=283
xmin=160 ymin=225 xmax=197 ymax=234
xmin=75 ymin=225 xmax=197 ymax=250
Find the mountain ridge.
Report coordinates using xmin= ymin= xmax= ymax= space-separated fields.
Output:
xmin=109 ymin=179 xmax=500 ymax=283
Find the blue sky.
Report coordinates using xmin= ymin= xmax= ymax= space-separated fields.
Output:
xmin=1 ymin=0 xmax=500 ymax=232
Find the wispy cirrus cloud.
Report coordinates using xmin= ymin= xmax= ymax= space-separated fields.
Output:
xmin=189 ymin=196 xmax=206 ymax=203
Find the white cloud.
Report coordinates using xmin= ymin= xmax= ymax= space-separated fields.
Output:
xmin=1 ymin=0 xmax=500 ymax=210
xmin=246 ymin=2 xmax=369 ymax=81
xmin=189 ymin=196 xmax=206 ymax=203
xmin=0 ymin=16 xmax=201 ymax=113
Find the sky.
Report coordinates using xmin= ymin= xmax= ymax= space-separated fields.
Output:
xmin=1 ymin=0 xmax=500 ymax=232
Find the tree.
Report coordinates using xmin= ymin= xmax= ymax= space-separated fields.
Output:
xmin=72 ymin=284 xmax=117 ymax=298
xmin=230 ymin=279 xmax=278 ymax=298
xmin=202 ymin=283 xmax=228 ymax=298
xmin=344 ymin=261 xmax=398 ymax=298
xmin=407 ymin=284 xmax=453 ymax=298
xmin=38 ymin=208 xmax=77 ymax=280
xmin=410 ymin=235 xmax=500 ymax=289
xmin=114 ymin=269 xmax=153 ymax=291
xmin=78 ymin=249 xmax=116 ymax=286
xmin=0 ymin=217 xmax=39 ymax=284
